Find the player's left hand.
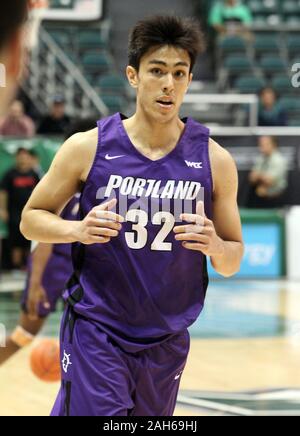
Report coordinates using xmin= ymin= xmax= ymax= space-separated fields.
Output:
xmin=173 ymin=201 xmax=225 ymax=257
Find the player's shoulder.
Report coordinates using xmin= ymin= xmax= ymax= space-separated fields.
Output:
xmin=209 ymin=137 xmax=236 ymax=169
xmin=54 ymin=127 xmax=98 ymax=181
xmin=64 ymin=127 xmax=98 ymax=151
xmin=59 ymin=127 xmax=98 ymax=163
xmin=209 ymin=138 xmax=238 ymax=195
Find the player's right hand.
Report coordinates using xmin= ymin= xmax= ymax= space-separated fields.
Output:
xmin=75 ymin=198 xmax=124 ymax=245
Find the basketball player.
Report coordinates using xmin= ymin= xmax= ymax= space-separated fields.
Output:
xmin=0 ymin=1 xmax=28 ymax=116
xmin=0 ymin=196 xmax=79 ymax=365
xmin=20 ymin=16 xmax=244 ymax=416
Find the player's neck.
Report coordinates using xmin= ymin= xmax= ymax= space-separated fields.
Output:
xmin=123 ymin=111 xmax=185 ymax=150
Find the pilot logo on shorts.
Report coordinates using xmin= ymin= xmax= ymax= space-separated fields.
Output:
xmin=62 ymin=350 xmax=72 ymax=374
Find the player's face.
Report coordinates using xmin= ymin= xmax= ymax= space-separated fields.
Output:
xmin=128 ymin=45 xmax=192 ymax=123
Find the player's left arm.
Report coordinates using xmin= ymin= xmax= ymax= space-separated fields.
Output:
xmin=174 ymin=139 xmax=244 ymax=277
xmin=209 ymin=140 xmax=244 ymax=276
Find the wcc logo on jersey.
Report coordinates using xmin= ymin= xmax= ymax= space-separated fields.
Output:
xmin=185 ymin=160 xmax=203 ymax=169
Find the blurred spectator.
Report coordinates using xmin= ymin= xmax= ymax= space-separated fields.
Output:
xmin=258 ymin=87 xmax=287 ymax=127
xmin=17 ymin=89 xmax=41 ymax=124
xmin=0 ymin=148 xmax=40 ymax=270
xmin=248 ymin=136 xmax=288 ymax=208
xmin=37 ymin=95 xmax=71 ymax=135
xmin=0 ymin=100 xmax=36 ymax=138
xmin=209 ymin=0 xmax=253 ymax=36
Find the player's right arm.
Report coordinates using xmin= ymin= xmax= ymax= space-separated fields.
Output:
xmin=20 ymin=131 xmax=124 ymax=245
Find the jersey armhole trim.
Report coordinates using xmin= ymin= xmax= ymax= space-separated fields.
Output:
xmin=206 ymin=135 xmax=214 ymax=201
xmin=82 ymin=119 xmax=102 ymax=189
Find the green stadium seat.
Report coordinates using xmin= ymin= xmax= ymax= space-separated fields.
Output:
xmin=82 ymin=52 xmax=113 ymax=72
xmin=218 ymin=36 xmax=247 ymax=54
xmin=272 ymin=75 xmax=294 ymax=94
xmin=78 ymin=31 xmax=106 ymax=50
xmin=281 ymin=1 xmax=300 ymax=15
xmin=287 ymin=35 xmax=300 ymax=55
xmin=101 ymin=95 xmax=126 ymax=114
xmin=287 ymin=118 xmax=300 ymax=126
xmin=249 ymin=0 xmax=266 ymax=14
xmin=98 ymin=74 xmax=127 ymax=95
xmin=284 ymin=16 xmax=300 ymax=25
xmin=255 ymin=31 xmax=281 ymax=38
xmin=249 ymin=0 xmax=279 ymax=14
xmin=254 ymin=35 xmax=280 ymax=55
xmin=253 ymin=15 xmax=267 ymax=25
xmin=224 ymin=56 xmax=253 ymax=74
xmin=234 ymin=76 xmax=266 ymax=93
xmin=48 ymin=30 xmax=71 ymax=47
xmin=279 ymin=96 xmax=300 ymax=112
xmin=260 ymin=56 xmax=287 ymax=74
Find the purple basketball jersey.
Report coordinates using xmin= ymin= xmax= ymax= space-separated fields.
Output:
xmin=63 ymin=113 xmax=213 ymax=352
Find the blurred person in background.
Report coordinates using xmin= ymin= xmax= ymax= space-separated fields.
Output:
xmin=209 ymin=0 xmax=253 ymax=37
xmin=0 ymin=148 xmax=40 ymax=271
xmin=0 ymin=99 xmax=35 ymax=137
xmin=248 ymin=136 xmax=288 ymax=208
xmin=258 ymin=87 xmax=287 ymax=127
xmin=37 ymin=95 xmax=71 ymax=135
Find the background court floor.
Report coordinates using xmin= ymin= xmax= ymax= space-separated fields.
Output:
xmin=1 ymin=279 xmax=300 ymax=416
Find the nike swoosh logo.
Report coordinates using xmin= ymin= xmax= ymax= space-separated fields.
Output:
xmin=174 ymin=372 xmax=183 ymax=380
xmin=105 ymin=154 xmax=125 ymax=160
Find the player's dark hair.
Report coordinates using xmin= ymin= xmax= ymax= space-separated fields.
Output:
xmin=0 ymin=0 xmax=28 ymax=52
xmin=128 ymin=15 xmax=206 ymax=72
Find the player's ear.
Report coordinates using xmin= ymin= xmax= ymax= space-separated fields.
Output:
xmin=126 ymin=65 xmax=139 ymax=89
xmin=187 ymin=72 xmax=193 ymax=91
